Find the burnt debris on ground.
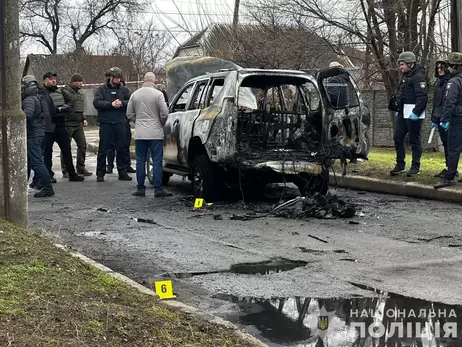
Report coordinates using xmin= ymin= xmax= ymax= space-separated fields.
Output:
xmin=272 ymin=193 xmax=357 ymax=219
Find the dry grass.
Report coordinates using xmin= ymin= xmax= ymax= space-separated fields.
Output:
xmin=0 ymin=221 xmax=254 ymax=347
xmin=334 ymin=147 xmax=462 ymax=187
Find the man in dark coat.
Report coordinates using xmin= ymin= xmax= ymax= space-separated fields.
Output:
xmin=93 ymin=67 xmax=132 ymax=182
xmin=390 ymin=51 xmax=428 ymax=177
xmin=431 ymin=57 xmax=452 ymax=178
xmin=22 ymin=75 xmax=54 ymax=197
xmin=60 ymin=73 xmax=93 ymax=176
xmin=42 ymin=72 xmax=85 ymax=183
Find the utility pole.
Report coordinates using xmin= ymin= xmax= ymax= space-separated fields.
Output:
xmin=233 ymin=0 xmax=240 ymax=28
xmin=0 ymin=0 xmax=28 ymax=226
xmin=451 ymin=0 xmax=462 ymax=51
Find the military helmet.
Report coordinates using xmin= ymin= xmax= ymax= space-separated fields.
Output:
xmin=22 ymin=75 xmax=38 ymax=85
xmin=447 ymin=52 xmax=462 ymax=66
xmin=106 ymin=67 xmax=123 ymax=78
xmin=434 ymin=56 xmax=449 ymax=77
xmin=397 ymin=51 xmax=416 ymax=64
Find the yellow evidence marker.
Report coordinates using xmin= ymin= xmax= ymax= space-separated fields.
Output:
xmin=154 ymin=280 xmax=176 ymax=299
xmin=194 ymin=198 xmax=213 ymax=209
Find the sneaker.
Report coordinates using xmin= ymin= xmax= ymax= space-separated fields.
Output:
xmin=118 ymin=172 xmax=132 ymax=181
xmin=62 ymin=172 xmax=69 ymax=178
xmin=154 ymin=190 xmax=173 ymax=198
xmin=34 ymin=187 xmax=54 ymax=197
xmin=127 ymin=166 xmax=136 ymax=173
xmin=407 ymin=167 xmax=420 ymax=177
xmin=69 ymin=173 xmax=85 ymax=181
xmin=132 ymin=187 xmax=146 ymax=197
xmin=106 ymin=166 xmax=113 ymax=174
xmin=77 ymin=169 xmax=93 ymax=176
xmin=434 ymin=179 xmax=456 ymax=189
xmin=390 ymin=165 xmax=405 ymax=176
xmin=97 ymin=175 xmax=104 ymax=182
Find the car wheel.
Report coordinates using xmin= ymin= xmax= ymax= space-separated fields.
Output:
xmin=191 ymin=154 xmax=220 ymax=202
xmin=295 ymin=170 xmax=329 ymax=196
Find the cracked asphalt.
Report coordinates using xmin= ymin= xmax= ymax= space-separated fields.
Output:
xmin=28 ymin=147 xmax=462 ymax=346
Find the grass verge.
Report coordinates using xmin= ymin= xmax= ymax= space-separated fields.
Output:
xmin=0 ymin=221 xmax=255 ymax=347
xmin=335 ymin=147 xmax=462 ymax=187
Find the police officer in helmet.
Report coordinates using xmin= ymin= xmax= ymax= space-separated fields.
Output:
xmin=434 ymin=52 xmax=462 ymax=189
xmin=93 ymin=67 xmax=132 ymax=182
xmin=390 ymin=51 xmax=428 ymax=177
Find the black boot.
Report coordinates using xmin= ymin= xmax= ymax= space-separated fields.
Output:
xmin=106 ymin=166 xmax=113 ymax=174
xmin=34 ymin=185 xmax=55 ymax=197
xmin=118 ymin=172 xmax=132 ymax=181
xmin=434 ymin=179 xmax=456 ymax=189
xmin=77 ymin=168 xmax=93 ymax=176
xmin=407 ymin=166 xmax=420 ymax=177
xmin=132 ymin=186 xmax=145 ymax=196
xmin=69 ymin=173 xmax=85 ymax=181
xmin=390 ymin=165 xmax=405 ymax=176
xmin=127 ymin=166 xmax=136 ymax=173
xmin=97 ymin=175 xmax=104 ymax=182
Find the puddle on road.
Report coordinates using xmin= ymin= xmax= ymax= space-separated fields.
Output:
xmin=164 ymin=258 xmax=308 ymax=279
xmin=213 ymin=288 xmax=462 ymax=347
xmin=230 ymin=258 xmax=308 ymax=275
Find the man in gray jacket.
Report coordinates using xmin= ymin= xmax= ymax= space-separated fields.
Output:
xmin=127 ymin=72 xmax=171 ymax=197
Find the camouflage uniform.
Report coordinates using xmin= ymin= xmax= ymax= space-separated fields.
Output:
xmin=435 ymin=52 xmax=462 ymax=188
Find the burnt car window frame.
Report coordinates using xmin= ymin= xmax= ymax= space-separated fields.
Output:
xmin=171 ymin=82 xmax=195 ymax=112
xmin=204 ymin=77 xmax=225 ymax=107
xmin=188 ymin=79 xmax=210 ymax=110
xmin=322 ymin=73 xmax=360 ymax=110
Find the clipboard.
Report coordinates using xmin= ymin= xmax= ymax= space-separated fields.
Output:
xmin=404 ymin=104 xmax=425 ymax=119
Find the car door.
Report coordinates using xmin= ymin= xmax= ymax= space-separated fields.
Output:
xmin=163 ymin=79 xmax=209 ymax=167
xmin=315 ymin=67 xmax=367 ymax=159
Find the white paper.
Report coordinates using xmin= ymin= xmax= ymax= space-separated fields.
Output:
xmin=428 ymin=127 xmax=435 ymax=144
xmin=403 ymin=104 xmax=425 ymax=119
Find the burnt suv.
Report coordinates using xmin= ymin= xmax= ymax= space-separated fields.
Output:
xmin=149 ymin=63 xmax=369 ymax=201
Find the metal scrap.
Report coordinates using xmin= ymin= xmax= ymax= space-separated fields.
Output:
xmin=272 ymin=193 xmax=357 ymax=219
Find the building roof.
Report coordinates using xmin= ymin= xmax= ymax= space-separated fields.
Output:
xmin=22 ymin=53 xmax=136 ymax=85
xmin=173 ymin=23 xmax=361 ymax=71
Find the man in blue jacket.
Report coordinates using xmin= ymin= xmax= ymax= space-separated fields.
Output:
xmin=93 ymin=67 xmax=132 ymax=182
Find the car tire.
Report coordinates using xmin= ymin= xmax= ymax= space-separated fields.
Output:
xmin=295 ymin=169 xmax=329 ymax=196
xmin=191 ymin=154 xmax=221 ymax=202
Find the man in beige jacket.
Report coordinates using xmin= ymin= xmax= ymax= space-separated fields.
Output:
xmin=127 ymin=72 xmax=171 ymax=197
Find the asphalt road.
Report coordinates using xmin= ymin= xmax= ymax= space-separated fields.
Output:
xmin=28 ymin=149 xmax=462 ymax=346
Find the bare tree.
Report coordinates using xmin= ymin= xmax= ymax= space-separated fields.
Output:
xmin=110 ymin=18 xmax=172 ymax=76
xmin=19 ymin=0 xmax=144 ymax=54
xmin=247 ymin=0 xmax=449 ymax=99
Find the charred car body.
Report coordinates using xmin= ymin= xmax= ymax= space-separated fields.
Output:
xmin=155 ymin=57 xmax=370 ymax=201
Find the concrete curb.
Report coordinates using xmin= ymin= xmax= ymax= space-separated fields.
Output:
xmin=87 ymin=142 xmax=136 ymax=160
xmin=87 ymin=140 xmax=462 ymax=204
xmin=329 ymin=173 xmax=462 ymax=204
xmin=54 ymin=244 xmax=268 ymax=347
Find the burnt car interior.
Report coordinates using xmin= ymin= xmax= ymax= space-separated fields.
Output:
xmin=236 ymin=75 xmax=323 ymax=156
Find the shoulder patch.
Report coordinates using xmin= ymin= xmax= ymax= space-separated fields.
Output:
xmin=447 ymin=82 xmax=452 ymax=89
xmin=420 ymin=81 xmax=426 ymax=89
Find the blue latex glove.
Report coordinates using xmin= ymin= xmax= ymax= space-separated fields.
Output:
xmin=409 ymin=113 xmax=420 ymax=121
xmin=440 ymin=122 xmax=449 ymax=130
xmin=431 ymin=122 xmax=437 ymax=128
xmin=395 ymin=112 xmax=398 ymax=118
